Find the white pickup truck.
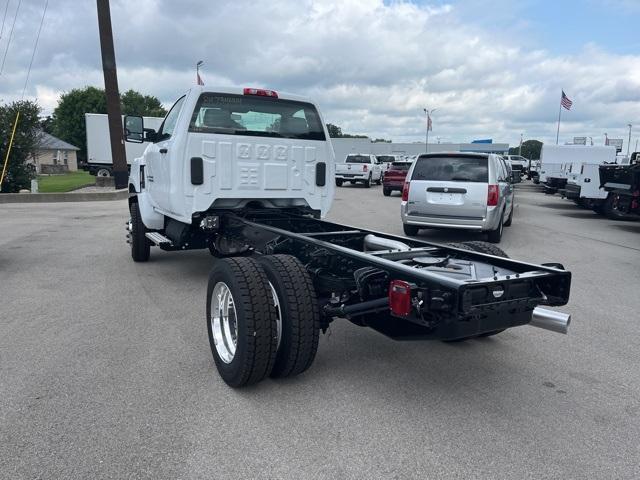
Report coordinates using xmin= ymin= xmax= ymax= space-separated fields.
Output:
xmin=334 ymin=153 xmax=383 ymax=187
xmin=123 ymin=85 xmax=572 ymax=389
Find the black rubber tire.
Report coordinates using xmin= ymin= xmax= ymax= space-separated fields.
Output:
xmin=383 ymin=187 xmax=391 ymax=196
xmin=364 ymin=174 xmax=371 ymax=188
xmin=206 ymin=257 xmax=278 ymax=388
xmin=503 ymin=204 xmax=513 ymax=227
xmin=335 ymin=179 xmax=343 ymax=187
xmin=461 ymin=240 xmax=508 ymax=258
xmin=486 ymin=212 xmax=504 ymax=243
xmin=602 ymin=193 xmax=628 ymax=220
xmin=130 ymin=201 xmax=150 ymax=262
xmin=403 ymin=224 xmax=419 ymax=236
xmin=376 ymin=175 xmax=382 ymax=185
xmin=258 ymin=255 xmax=320 ymax=378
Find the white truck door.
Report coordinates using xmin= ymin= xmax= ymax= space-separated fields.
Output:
xmin=145 ymin=96 xmax=186 ymax=213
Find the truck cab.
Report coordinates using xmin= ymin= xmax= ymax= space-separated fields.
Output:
xmin=125 ymin=86 xmax=335 ymax=233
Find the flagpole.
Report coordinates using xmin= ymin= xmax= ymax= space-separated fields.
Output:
xmin=556 ymin=90 xmax=562 ymax=145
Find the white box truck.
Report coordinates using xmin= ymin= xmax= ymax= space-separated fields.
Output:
xmin=84 ymin=113 xmax=163 ymax=177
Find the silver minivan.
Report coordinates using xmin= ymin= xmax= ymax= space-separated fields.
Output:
xmin=400 ymin=153 xmax=515 ymax=243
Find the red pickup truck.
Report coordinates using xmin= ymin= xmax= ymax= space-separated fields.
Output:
xmin=383 ymin=161 xmax=412 ymax=196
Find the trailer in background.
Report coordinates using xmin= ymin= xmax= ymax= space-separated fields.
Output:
xmin=84 ymin=113 xmax=163 ymax=177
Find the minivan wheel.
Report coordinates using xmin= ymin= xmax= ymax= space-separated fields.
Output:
xmin=487 ymin=213 xmax=504 ymax=243
xmin=504 ymin=204 xmax=513 ymax=227
xmin=383 ymin=187 xmax=391 ymax=196
xmin=403 ymin=224 xmax=419 ymax=236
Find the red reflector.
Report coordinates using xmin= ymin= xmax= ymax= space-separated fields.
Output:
xmin=243 ymin=87 xmax=278 ymax=98
xmin=389 ymin=280 xmax=412 ymax=317
xmin=363 ymin=164 xmax=368 ymax=172
xmin=401 ymin=181 xmax=410 ymax=201
xmin=487 ymin=184 xmax=499 ymax=206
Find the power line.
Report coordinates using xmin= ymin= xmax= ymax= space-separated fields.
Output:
xmin=0 ymin=0 xmax=11 ymax=43
xmin=21 ymin=0 xmax=47 ymax=100
xmin=0 ymin=0 xmax=20 ymax=77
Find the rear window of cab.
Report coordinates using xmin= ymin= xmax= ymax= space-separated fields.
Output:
xmin=412 ymin=156 xmax=488 ymax=183
xmin=188 ymin=93 xmax=326 ymax=141
xmin=346 ymin=155 xmax=370 ymax=163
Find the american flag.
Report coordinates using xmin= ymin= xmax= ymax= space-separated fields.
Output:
xmin=427 ymin=114 xmax=433 ymax=131
xmin=561 ymin=90 xmax=573 ymax=110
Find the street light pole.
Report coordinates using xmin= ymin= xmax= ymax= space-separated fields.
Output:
xmin=518 ymin=133 xmax=523 ymax=156
xmin=627 ymin=124 xmax=632 ymax=156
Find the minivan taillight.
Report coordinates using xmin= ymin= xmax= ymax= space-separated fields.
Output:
xmin=402 ymin=182 xmax=410 ymax=201
xmin=363 ymin=164 xmax=368 ymax=172
xmin=487 ymin=184 xmax=499 ymax=206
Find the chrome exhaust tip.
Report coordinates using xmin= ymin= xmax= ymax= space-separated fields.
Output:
xmin=530 ymin=307 xmax=571 ymax=334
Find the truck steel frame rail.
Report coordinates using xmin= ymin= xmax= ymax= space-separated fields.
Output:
xmin=186 ymin=208 xmax=572 ymax=341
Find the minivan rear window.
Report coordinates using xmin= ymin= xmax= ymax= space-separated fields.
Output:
xmin=346 ymin=155 xmax=370 ymax=163
xmin=189 ymin=93 xmax=326 ymax=140
xmin=412 ymin=156 xmax=488 ymax=182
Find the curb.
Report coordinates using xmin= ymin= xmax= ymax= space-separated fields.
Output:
xmin=0 ymin=190 xmax=129 ymax=204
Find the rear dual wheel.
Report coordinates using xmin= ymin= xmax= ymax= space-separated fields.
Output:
xmin=206 ymin=255 xmax=319 ymax=387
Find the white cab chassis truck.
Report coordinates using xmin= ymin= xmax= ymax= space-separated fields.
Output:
xmin=125 ymin=86 xmax=572 ymax=388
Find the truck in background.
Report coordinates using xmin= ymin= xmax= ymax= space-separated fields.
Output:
xmin=539 ymin=145 xmax=616 ymax=194
xmin=599 ymin=152 xmax=640 ymax=219
xmin=84 ymin=113 xmax=164 ymax=177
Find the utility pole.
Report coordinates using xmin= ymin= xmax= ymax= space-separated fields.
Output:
xmin=96 ymin=0 xmax=127 ymax=189
xmin=627 ymin=124 xmax=632 ymax=156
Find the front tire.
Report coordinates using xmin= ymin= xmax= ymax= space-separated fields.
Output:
xmin=206 ymin=257 xmax=278 ymax=388
xmin=129 ymin=201 xmax=150 ymax=262
xmin=335 ymin=178 xmax=343 ymax=187
xmin=258 ymin=255 xmax=320 ymax=378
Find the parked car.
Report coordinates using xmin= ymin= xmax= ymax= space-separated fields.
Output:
xmin=383 ymin=161 xmax=412 ymax=196
xmin=400 ymin=153 xmax=515 ymax=242
xmin=376 ymin=154 xmax=401 ymax=177
xmin=505 ymin=155 xmax=529 ymax=175
xmin=335 ymin=154 xmax=383 ymax=187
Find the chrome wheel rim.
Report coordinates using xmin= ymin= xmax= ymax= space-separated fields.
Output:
xmin=96 ymin=168 xmax=110 ymax=177
xmin=211 ymin=282 xmax=238 ymax=364
xmin=268 ymin=282 xmax=282 ymax=350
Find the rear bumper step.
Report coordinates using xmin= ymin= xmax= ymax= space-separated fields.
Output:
xmin=145 ymin=232 xmax=173 ymax=247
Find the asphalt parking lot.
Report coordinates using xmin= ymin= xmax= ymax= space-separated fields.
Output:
xmin=1 ymin=182 xmax=639 ymax=479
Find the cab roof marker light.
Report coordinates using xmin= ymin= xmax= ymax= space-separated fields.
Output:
xmin=243 ymin=88 xmax=278 ymax=98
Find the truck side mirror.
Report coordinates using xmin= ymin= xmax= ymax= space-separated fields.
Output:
xmin=124 ymin=115 xmax=144 ymax=143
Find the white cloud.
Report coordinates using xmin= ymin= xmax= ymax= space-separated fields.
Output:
xmin=0 ymin=0 xmax=638 ymax=147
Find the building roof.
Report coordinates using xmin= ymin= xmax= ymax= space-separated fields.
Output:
xmin=36 ymin=131 xmax=80 ymax=151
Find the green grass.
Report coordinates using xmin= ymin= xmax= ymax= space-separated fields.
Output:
xmin=38 ymin=171 xmax=94 ymax=193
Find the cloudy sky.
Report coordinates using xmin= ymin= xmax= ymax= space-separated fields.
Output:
xmin=0 ymin=0 xmax=639 ymax=148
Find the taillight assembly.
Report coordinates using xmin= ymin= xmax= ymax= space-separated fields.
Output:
xmin=389 ymin=280 xmax=413 ymax=317
xmin=363 ymin=164 xmax=368 ymax=172
xmin=487 ymin=184 xmax=499 ymax=206
xmin=243 ymin=87 xmax=278 ymax=98
xmin=401 ymin=182 xmax=410 ymax=201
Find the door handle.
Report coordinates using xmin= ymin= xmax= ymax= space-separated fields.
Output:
xmin=159 ymin=148 xmax=168 ymax=154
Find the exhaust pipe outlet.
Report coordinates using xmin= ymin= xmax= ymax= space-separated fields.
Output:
xmin=364 ymin=234 xmax=410 ymax=252
xmin=530 ymin=307 xmax=571 ymax=334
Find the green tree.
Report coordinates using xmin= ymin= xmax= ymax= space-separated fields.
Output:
xmin=0 ymin=101 xmax=40 ymax=193
xmin=52 ymin=86 xmax=107 ymax=163
xmin=508 ymin=139 xmax=543 ymax=159
xmin=121 ymin=89 xmax=167 ymax=117
xmin=326 ymin=123 xmax=342 ymax=137
xmin=40 ymin=115 xmax=55 ymax=134
xmin=52 ymin=86 xmax=167 ymax=163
